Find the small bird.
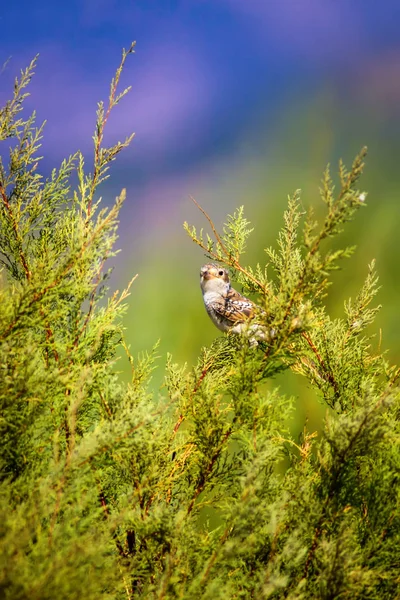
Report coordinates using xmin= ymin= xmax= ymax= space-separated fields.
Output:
xmin=200 ymin=263 xmax=269 ymax=345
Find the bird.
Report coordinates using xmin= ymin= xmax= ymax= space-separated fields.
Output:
xmin=200 ymin=263 xmax=271 ymax=345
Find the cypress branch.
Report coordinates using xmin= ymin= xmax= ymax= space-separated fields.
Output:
xmin=0 ymin=46 xmax=398 ymax=600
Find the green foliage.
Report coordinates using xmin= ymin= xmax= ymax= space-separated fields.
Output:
xmin=1 ymin=48 xmax=399 ymax=600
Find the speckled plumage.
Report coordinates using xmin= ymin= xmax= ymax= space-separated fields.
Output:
xmin=200 ymin=264 xmax=268 ymax=344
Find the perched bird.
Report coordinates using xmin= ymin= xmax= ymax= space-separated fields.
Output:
xmin=200 ymin=263 xmax=269 ymax=345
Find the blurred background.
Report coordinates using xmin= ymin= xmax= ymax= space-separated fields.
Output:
xmin=2 ymin=0 xmax=400 ymax=434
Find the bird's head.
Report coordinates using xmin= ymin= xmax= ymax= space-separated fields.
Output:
xmin=200 ymin=264 xmax=230 ymax=295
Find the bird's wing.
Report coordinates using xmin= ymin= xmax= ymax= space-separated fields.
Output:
xmin=211 ymin=288 xmax=257 ymax=325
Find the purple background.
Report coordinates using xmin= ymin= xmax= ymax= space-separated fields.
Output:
xmin=2 ymin=2 xmax=400 ymax=414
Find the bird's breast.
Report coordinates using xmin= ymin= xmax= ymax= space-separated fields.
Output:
xmin=202 ymin=291 xmax=229 ymax=332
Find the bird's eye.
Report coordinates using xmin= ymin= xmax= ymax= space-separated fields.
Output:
xmin=218 ymin=270 xmax=224 ymax=276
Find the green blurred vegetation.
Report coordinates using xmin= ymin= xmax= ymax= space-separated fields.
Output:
xmin=121 ymin=87 xmax=400 ymax=440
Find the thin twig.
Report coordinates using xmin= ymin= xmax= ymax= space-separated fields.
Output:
xmin=189 ymin=196 xmax=267 ymax=293
xmin=200 ymin=523 xmax=232 ymax=586
xmin=49 ymin=390 xmax=76 ymax=545
xmin=99 ymin=390 xmax=113 ymax=419
xmin=0 ymin=180 xmax=31 ymax=280
xmin=301 ymin=331 xmax=340 ymax=398
xmin=171 ymin=366 xmax=209 ymax=440
xmin=87 ymin=42 xmax=135 ymax=216
xmin=40 ymin=307 xmax=60 ymax=364
xmin=73 ymin=258 xmax=106 ymax=347
xmin=187 ymin=426 xmax=233 ymax=516
xmin=189 ymin=195 xmax=229 ymax=256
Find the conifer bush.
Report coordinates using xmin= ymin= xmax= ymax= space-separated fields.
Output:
xmin=0 ymin=45 xmax=399 ymax=599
